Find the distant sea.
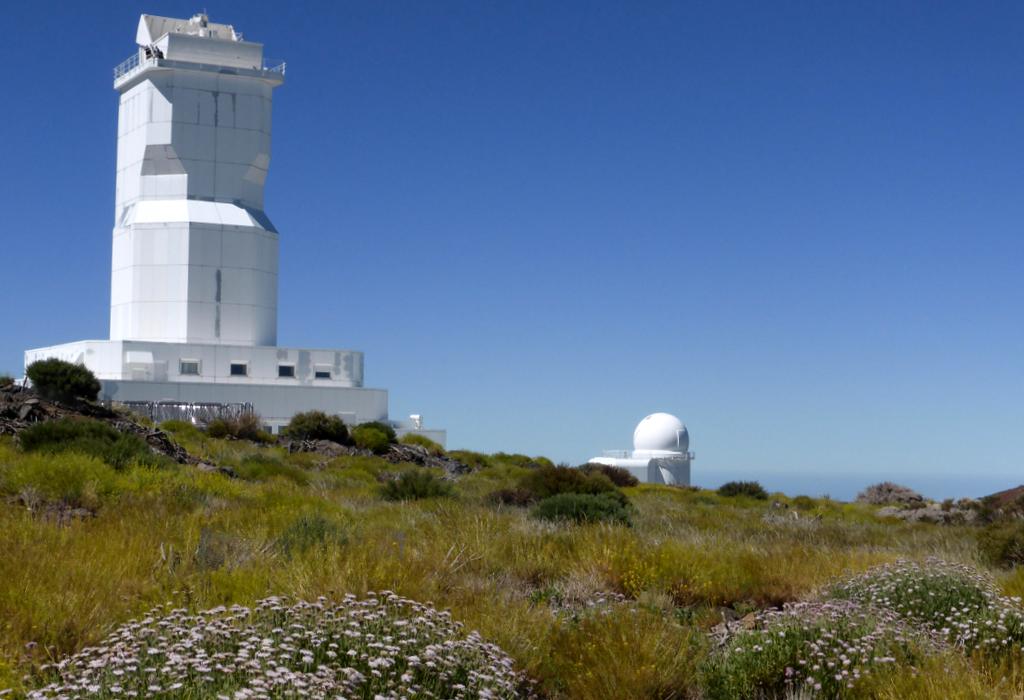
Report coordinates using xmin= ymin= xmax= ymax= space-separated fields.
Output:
xmin=697 ymin=470 xmax=1021 ymax=502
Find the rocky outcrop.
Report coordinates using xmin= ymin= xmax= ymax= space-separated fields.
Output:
xmin=0 ymin=382 xmax=193 ymax=464
xmin=286 ymin=439 xmax=472 ymax=476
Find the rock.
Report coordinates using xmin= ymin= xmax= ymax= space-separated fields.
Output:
xmin=740 ymin=613 xmax=758 ymax=630
xmin=197 ymin=462 xmax=237 ymax=478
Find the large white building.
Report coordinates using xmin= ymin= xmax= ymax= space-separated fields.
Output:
xmin=26 ymin=13 xmax=443 ymax=443
xmin=588 ymin=413 xmax=693 ymax=485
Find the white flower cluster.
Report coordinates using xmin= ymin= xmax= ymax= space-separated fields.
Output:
xmin=831 ymin=558 xmax=1024 ymax=654
xmin=22 ymin=594 xmax=523 ymax=699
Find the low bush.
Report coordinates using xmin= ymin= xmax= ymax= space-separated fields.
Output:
xmin=487 ymin=487 xmax=536 ymax=507
xmin=357 ymin=421 xmax=397 ymax=442
xmin=492 ymin=452 xmax=553 ymax=469
xmin=18 ymin=418 xmax=162 ymax=469
xmin=579 ymin=462 xmax=640 ymax=487
xmin=533 ymin=492 xmax=632 ymax=525
xmin=978 ymin=523 xmax=1024 ymax=569
xmin=790 ymin=494 xmax=816 ymax=510
xmin=856 ymin=481 xmax=924 ymax=507
xmin=702 ymin=601 xmax=923 ymax=699
xmin=234 ymin=454 xmax=309 ymax=485
xmin=0 ymin=450 xmax=118 ymax=508
xmin=27 ymin=595 xmax=523 ymax=698
xmin=352 ymin=424 xmax=393 ymax=454
xmin=399 ymin=433 xmax=445 ymax=455
xmin=381 ymin=470 xmax=453 ymax=501
xmin=447 ymin=450 xmax=493 ymax=470
xmin=0 ymin=375 xmax=13 ymax=388
xmin=25 ymin=358 xmax=101 ymax=403
xmin=282 ymin=410 xmax=350 ymax=444
xmin=205 ymin=414 xmax=273 ymax=443
xmin=717 ymin=481 xmax=768 ymax=500
xmin=277 ymin=513 xmax=347 ymax=555
xmin=520 ymin=464 xmax=622 ymax=501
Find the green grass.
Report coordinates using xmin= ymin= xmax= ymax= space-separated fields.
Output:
xmin=0 ymin=431 xmax=1019 ymax=697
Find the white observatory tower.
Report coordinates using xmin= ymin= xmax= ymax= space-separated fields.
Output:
xmin=24 ymin=13 xmax=445 ymax=444
xmin=588 ymin=413 xmax=693 ymax=485
xmin=110 ymin=14 xmax=281 ymax=346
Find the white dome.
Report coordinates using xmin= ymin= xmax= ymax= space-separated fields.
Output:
xmin=633 ymin=412 xmax=688 ymax=452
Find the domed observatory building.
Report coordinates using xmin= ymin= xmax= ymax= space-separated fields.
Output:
xmin=24 ymin=13 xmax=444 ymax=443
xmin=588 ymin=413 xmax=693 ymax=485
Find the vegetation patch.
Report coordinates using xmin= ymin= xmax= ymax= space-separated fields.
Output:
xmin=578 ymin=462 xmax=640 ymax=487
xmin=25 ymin=594 xmax=523 ymax=699
xmin=25 ymin=359 xmax=100 ymax=403
xmin=381 ymin=470 xmax=454 ymax=501
xmin=399 ymin=433 xmax=445 ymax=455
xmin=533 ymin=492 xmax=633 ymax=526
xmin=205 ymin=413 xmax=273 ymax=443
xmin=352 ymin=422 xmax=396 ymax=454
xmin=18 ymin=417 xmax=165 ymax=469
xmin=282 ymin=410 xmax=350 ymax=444
xmin=717 ymin=480 xmax=769 ymax=500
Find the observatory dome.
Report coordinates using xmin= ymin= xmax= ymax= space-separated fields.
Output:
xmin=633 ymin=412 xmax=688 ymax=452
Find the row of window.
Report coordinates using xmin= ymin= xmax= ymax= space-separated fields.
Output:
xmin=179 ymin=360 xmax=333 ymax=380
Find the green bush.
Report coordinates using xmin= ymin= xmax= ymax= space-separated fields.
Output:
xmin=18 ymin=418 xmax=162 ymax=469
xmin=532 ymin=492 xmax=632 ymax=525
xmin=282 ymin=410 xmax=350 ymax=444
xmin=277 ymin=513 xmax=347 ymax=555
xmin=352 ymin=425 xmax=392 ymax=454
xmin=204 ymin=414 xmax=273 ymax=443
xmin=519 ymin=464 xmax=624 ymax=503
xmin=578 ymin=462 xmax=640 ymax=488
xmin=234 ymin=455 xmax=309 ymax=485
xmin=791 ymin=494 xmax=816 ymax=510
xmin=978 ymin=523 xmax=1024 ymax=569
xmin=717 ymin=481 xmax=768 ymax=500
xmin=492 ymin=452 xmax=553 ymax=469
xmin=26 ymin=358 xmax=101 ymax=403
xmin=0 ymin=374 xmax=13 ymax=388
xmin=381 ymin=470 xmax=454 ymax=501
xmin=399 ymin=433 xmax=445 ymax=455
xmin=486 ymin=487 xmax=536 ymax=507
xmin=0 ymin=450 xmax=119 ymax=508
xmin=358 ymin=421 xmax=397 ymax=442
xmin=446 ymin=450 xmax=493 ymax=470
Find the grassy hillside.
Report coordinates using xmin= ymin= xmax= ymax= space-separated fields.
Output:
xmin=2 ymin=417 xmax=1024 ymax=698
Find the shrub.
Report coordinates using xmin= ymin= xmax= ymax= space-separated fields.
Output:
xmin=352 ymin=424 xmax=392 ymax=454
xmin=978 ymin=523 xmax=1024 ymax=569
xmin=277 ymin=513 xmax=347 ymax=555
xmin=717 ymin=481 xmax=768 ymax=500
xmin=235 ymin=454 xmax=309 ymax=485
xmin=856 ymin=481 xmax=924 ymax=507
xmin=533 ymin=492 xmax=632 ymax=525
xmin=447 ymin=450 xmax=493 ymax=470
xmin=791 ymin=494 xmax=816 ymax=510
xmin=25 ymin=358 xmax=101 ymax=403
xmin=0 ymin=374 xmax=13 ymax=388
xmin=579 ymin=462 xmax=640 ymax=487
xmin=520 ymin=464 xmax=623 ymax=502
xmin=487 ymin=487 xmax=536 ymax=507
xmin=358 ymin=421 xmax=396 ymax=442
xmin=27 ymin=595 xmax=523 ymax=698
xmin=381 ymin=470 xmax=453 ymax=501
xmin=204 ymin=414 xmax=273 ymax=443
xmin=492 ymin=452 xmax=553 ymax=469
xmin=702 ymin=601 xmax=924 ymax=699
xmin=0 ymin=450 xmax=119 ymax=508
xmin=399 ymin=433 xmax=445 ymax=455
xmin=18 ymin=418 xmax=161 ymax=469
xmin=282 ymin=410 xmax=350 ymax=444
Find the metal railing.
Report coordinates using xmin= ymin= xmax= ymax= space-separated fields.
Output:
xmin=113 ymin=52 xmax=287 ymax=82
xmin=110 ymin=400 xmax=254 ymax=426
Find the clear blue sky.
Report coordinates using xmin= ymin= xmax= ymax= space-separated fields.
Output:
xmin=1 ymin=1 xmax=1021 ymax=499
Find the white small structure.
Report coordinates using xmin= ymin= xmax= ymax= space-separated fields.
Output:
xmin=588 ymin=413 xmax=693 ymax=485
xmin=24 ymin=13 xmax=444 ymax=444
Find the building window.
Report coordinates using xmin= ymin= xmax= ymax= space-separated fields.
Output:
xmin=278 ymin=364 xmax=295 ymax=378
xmin=314 ymin=369 xmax=331 ymax=380
xmin=179 ymin=359 xmax=200 ymax=376
xmin=230 ymin=362 xmax=248 ymax=377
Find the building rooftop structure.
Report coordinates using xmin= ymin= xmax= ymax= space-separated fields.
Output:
xmin=588 ymin=413 xmax=693 ymax=485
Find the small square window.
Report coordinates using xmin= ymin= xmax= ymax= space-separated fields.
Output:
xmin=278 ymin=364 xmax=295 ymax=378
xmin=179 ymin=360 xmax=200 ymax=376
xmin=230 ymin=362 xmax=248 ymax=377
xmin=314 ymin=369 xmax=331 ymax=380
